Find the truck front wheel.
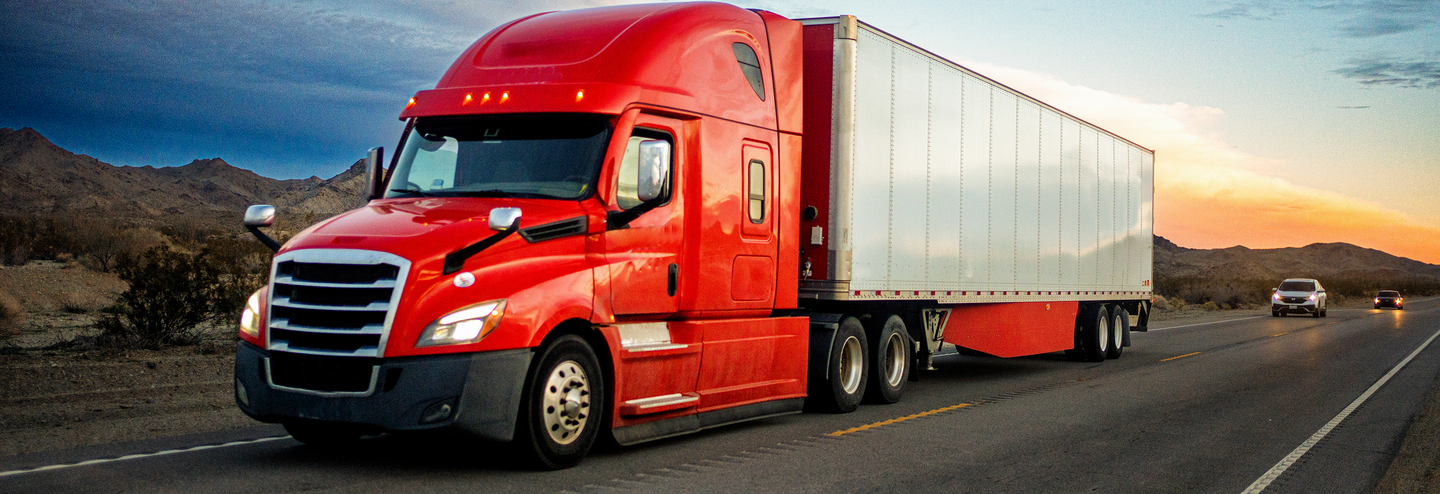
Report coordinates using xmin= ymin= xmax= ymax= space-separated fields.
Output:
xmin=516 ymin=334 xmax=604 ymax=470
xmin=866 ymin=315 xmax=910 ymax=404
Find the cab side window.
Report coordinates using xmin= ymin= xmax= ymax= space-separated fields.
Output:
xmin=616 ymin=129 xmax=673 ymax=209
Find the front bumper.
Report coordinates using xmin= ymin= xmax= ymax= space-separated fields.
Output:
xmin=1272 ymin=302 xmax=1318 ymax=314
xmin=1375 ymin=300 xmax=1401 ymax=308
xmin=234 ymin=341 xmax=532 ymax=442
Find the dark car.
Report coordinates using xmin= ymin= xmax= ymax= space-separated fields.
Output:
xmin=1375 ymin=290 xmax=1403 ymax=310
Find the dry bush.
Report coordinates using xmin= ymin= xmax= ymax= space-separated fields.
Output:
xmin=1152 ymin=294 xmax=1169 ymax=310
xmin=0 ymin=291 xmax=23 ymax=340
xmin=1202 ymin=301 xmax=1219 ymax=311
xmin=75 ymin=223 xmax=162 ymax=273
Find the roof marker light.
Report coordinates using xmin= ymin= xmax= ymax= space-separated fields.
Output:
xmin=481 ymin=93 xmax=491 ymax=104
xmin=500 ymin=91 xmax=510 ymax=103
xmin=576 ymin=90 xmax=585 ymax=102
xmin=463 ymin=93 xmax=473 ymax=105
xmin=406 ymin=97 xmax=416 ymax=109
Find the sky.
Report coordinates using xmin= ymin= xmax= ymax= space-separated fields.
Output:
xmin=2 ymin=0 xmax=1438 ymax=263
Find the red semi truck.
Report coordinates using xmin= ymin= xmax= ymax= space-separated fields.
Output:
xmin=235 ymin=2 xmax=1154 ymax=469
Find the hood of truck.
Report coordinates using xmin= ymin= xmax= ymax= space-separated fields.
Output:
xmin=282 ymin=197 xmax=594 ymax=271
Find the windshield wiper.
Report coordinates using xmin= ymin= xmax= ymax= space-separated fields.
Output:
xmin=389 ymin=186 xmax=433 ymax=197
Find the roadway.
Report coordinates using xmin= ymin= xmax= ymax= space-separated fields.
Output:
xmin=3 ymin=298 xmax=1437 ymax=493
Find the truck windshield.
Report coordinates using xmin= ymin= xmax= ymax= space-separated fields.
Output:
xmin=386 ymin=114 xmax=611 ymax=200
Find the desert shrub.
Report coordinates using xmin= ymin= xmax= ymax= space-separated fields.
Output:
xmin=1155 ymin=275 xmax=1273 ymax=307
xmin=0 ymin=216 xmax=42 ymax=265
xmin=98 ymin=246 xmax=223 ymax=348
xmin=1202 ymin=301 xmax=1219 ymax=311
xmin=96 ymin=236 xmax=269 ymax=349
xmin=1152 ymin=294 xmax=1169 ymax=310
xmin=74 ymin=222 xmax=161 ymax=273
xmin=0 ymin=291 xmax=23 ymax=339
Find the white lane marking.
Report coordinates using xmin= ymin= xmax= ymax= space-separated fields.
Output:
xmin=0 ymin=436 xmax=291 ymax=478
xmin=1145 ymin=316 xmax=1266 ymax=332
xmin=1242 ymin=326 xmax=1440 ymax=493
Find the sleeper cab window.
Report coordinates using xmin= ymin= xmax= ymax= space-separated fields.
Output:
xmin=747 ymin=159 xmax=765 ymax=223
xmin=732 ymin=42 xmax=765 ymax=100
xmin=616 ymin=129 xmax=673 ymax=209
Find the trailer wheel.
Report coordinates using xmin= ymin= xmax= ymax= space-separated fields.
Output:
xmin=808 ymin=316 xmax=868 ymax=413
xmin=284 ymin=420 xmax=363 ymax=447
xmin=516 ymin=334 xmax=603 ymax=470
xmin=865 ymin=315 xmax=910 ymax=404
xmin=1106 ymin=306 xmax=1127 ymax=359
xmin=1076 ymin=305 xmax=1109 ymax=363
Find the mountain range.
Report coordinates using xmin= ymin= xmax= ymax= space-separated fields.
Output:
xmin=0 ymin=127 xmax=366 ymax=229
xmin=3 ymin=126 xmax=1438 ymax=281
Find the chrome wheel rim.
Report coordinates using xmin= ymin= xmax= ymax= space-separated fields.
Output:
xmin=1098 ymin=313 xmax=1110 ymax=352
xmin=839 ymin=335 xmax=863 ymax=394
xmin=882 ymin=331 xmax=906 ymax=387
xmin=541 ymin=359 xmax=590 ymax=445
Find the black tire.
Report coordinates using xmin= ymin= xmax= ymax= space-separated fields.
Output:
xmin=516 ymin=334 xmax=604 ymax=470
xmin=1106 ymin=306 xmax=1128 ymax=360
xmin=1075 ymin=305 xmax=1109 ymax=363
xmin=284 ymin=420 xmax=364 ymax=447
xmin=1312 ymin=309 xmax=1320 ymax=318
xmin=865 ymin=315 xmax=910 ymax=404
xmin=1321 ymin=307 xmax=1327 ymax=317
xmin=808 ymin=316 xmax=868 ymax=413
xmin=1272 ymin=310 xmax=1279 ymax=317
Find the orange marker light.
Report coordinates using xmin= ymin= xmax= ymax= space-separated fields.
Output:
xmin=405 ymin=97 xmax=416 ymax=109
xmin=500 ymin=91 xmax=510 ymax=103
xmin=462 ymin=93 xmax=473 ymax=105
xmin=481 ymin=93 xmax=491 ymax=104
xmin=575 ymin=90 xmax=585 ymax=102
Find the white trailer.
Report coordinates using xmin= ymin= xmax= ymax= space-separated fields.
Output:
xmin=794 ymin=16 xmax=1153 ymax=365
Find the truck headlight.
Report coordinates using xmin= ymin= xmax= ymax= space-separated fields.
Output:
xmin=417 ymin=300 xmax=507 ymax=347
xmin=239 ymin=290 xmax=263 ymax=338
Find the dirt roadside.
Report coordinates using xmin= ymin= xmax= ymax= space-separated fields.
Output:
xmin=0 ymin=261 xmax=1435 ymax=490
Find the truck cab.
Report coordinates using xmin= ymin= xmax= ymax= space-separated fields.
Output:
xmin=235 ymin=2 xmax=808 ymax=469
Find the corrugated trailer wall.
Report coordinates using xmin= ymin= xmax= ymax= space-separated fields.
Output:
xmin=798 ymin=17 xmax=1153 ymax=303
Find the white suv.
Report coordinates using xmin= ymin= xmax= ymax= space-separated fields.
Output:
xmin=1272 ymin=278 xmax=1327 ymax=318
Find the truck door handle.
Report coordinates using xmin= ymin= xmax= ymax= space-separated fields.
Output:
xmin=668 ymin=263 xmax=678 ymax=296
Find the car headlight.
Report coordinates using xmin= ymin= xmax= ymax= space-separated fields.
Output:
xmin=239 ymin=290 xmax=263 ymax=338
xmin=1308 ymin=293 xmax=1316 ymax=301
xmin=417 ymin=299 xmax=507 ymax=347
xmin=1272 ymin=293 xmax=1280 ymax=301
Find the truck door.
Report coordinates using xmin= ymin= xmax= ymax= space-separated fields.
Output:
xmin=605 ymin=114 xmax=685 ymax=316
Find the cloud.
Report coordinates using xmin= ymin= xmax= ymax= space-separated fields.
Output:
xmin=1200 ymin=1 xmax=1285 ymax=20
xmin=1332 ymin=0 xmax=1440 ymax=38
xmin=969 ymin=62 xmax=1440 ymax=264
xmin=0 ymin=0 xmax=517 ymax=176
xmin=1334 ymin=56 xmax=1440 ymax=88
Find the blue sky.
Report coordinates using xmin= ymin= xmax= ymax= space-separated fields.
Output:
xmin=2 ymin=0 xmax=1438 ymax=260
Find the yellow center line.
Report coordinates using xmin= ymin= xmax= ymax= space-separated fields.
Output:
xmin=1270 ymin=331 xmax=1291 ymax=337
xmin=829 ymin=403 xmax=971 ymax=436
xmin=1161 ymin=351 xmax=1202 ymax=362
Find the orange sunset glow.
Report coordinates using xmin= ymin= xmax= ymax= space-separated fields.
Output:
xmin=973 ymin=63 xmax=1440 ymax=265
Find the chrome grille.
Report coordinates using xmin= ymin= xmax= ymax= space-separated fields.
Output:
xmin=266 ymin=249 xmax=410 ymax=359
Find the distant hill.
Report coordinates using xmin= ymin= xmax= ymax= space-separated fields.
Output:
xmin=0 ymin=127 xmax=366 ymax=228
xmin=1154 ymin=235 xmax=1440 ymax=282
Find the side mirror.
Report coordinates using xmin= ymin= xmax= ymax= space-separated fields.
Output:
xmin=244 ymin=205 xmax=276 ymax=228
xmin=636 ymin=140 xmax=671 ymax=203
xmin=489 ymin=207 xmax=522 ymax=231
xmin=243 ymin=205 xmax=281 ymax=252
xmin=366 ymin=146 xmax=385 ymax=200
